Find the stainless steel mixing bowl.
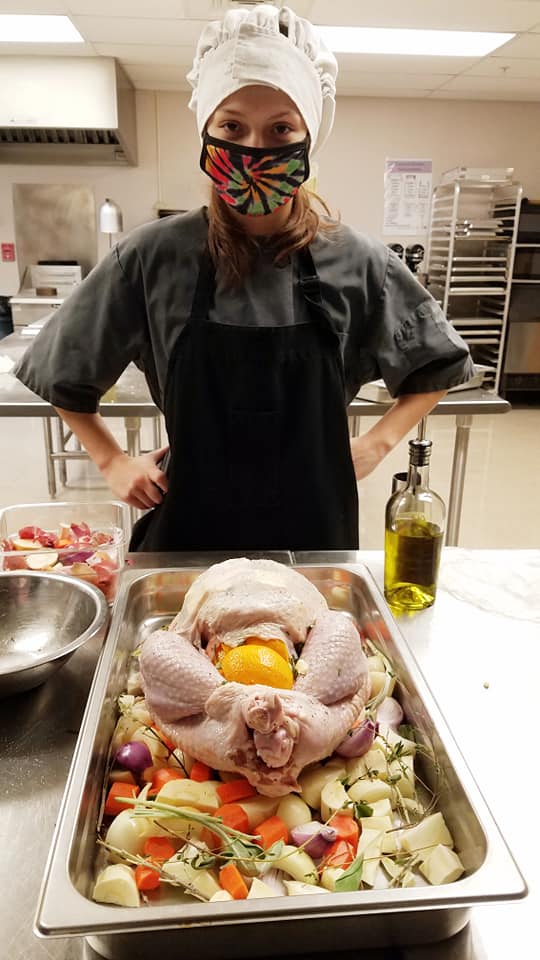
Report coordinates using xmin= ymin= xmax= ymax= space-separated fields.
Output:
xmin=0 ymin=570 xmax=108 ymax=697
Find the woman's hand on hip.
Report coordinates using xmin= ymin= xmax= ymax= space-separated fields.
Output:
xmin=101 ymin=445 xmax=170 ymax=509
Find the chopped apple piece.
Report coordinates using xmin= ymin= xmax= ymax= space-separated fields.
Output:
xmin=347 ymin=778 xmax=393 ymax=804
xmin=26 ymin=551 xmax=58 ymax=570
xmin=156 ymin=779 xmax=220 ymax=813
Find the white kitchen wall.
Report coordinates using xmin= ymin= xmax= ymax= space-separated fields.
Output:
xmin=1 ymin=89 xmax=540 ymax=295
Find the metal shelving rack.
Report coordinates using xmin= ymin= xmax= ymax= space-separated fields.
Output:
xmin=425 ymin=177 xmax=523 ymax=392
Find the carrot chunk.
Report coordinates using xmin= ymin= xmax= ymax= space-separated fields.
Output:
xmin=219 ymin=863 xmax=248 ymax=900
xmin=329 ymin=814 xmax=360 ymax=849
xmin=143 ymin=837 xmax=176 ymax=862
xmin=216 ymin=779 xmax=257 ymax=804
xmin=135 ymin=864 xmax=160 ymax=891
xmin=255 ymin=815 xmax=289 ymax=850
xmin=104 ymin=782 xmax=140 ymax=816
xmin=190 ymin=760 xmax=213 ymax=782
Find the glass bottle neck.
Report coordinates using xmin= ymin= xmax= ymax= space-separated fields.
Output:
xmin=407 ymin=461 xmax=430 ymax=491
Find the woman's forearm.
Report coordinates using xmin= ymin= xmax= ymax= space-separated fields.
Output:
xmin=53 ymin=407 xmax=169 ymax=509
xmin=365 ymin=390 xmax=447 ymax=458
xmin=53 ymin=407 xmax=125 ymax=471
xmin=350 ymin=390 xmax=447 ymax=480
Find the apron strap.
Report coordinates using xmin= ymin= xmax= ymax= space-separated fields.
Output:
xmin=190 ymin=246 xmax=216 ymax=321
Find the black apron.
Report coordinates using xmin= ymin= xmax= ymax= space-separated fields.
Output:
xmin=130 ymin=245 xmax=358 ymax=552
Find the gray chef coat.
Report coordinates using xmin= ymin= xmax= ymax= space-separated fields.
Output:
xmin=14 ymin=207 xmax=473 ymax=412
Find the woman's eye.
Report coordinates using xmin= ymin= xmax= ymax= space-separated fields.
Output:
xmin=273 ymin=124 xmax=293 ymax=135
xmin=221 ymin=121 xmax=240 ymax=133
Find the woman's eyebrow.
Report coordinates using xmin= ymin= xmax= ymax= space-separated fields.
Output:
xmin=215 ymin=108 xmax=299 ymax=121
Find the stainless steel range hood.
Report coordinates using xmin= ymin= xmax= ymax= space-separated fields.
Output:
xmin=0 ymin=57 xmax=137 ymax=166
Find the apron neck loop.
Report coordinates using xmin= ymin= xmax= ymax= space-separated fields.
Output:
xmin=297 ymin=246 xmax=323 ymax=306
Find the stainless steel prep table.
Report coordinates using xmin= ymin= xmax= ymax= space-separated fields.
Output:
xmin=0 ymin=548 xmax=536 ymax=960
xmin=0 ymin=331 xmax=510 ymax=545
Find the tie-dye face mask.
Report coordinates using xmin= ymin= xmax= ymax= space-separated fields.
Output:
xmin=200 ymin=133 xmax=310 ymax=216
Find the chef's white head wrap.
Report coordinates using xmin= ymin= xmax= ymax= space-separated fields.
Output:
xmin=187 ymin=4 xmax=338 ymax=157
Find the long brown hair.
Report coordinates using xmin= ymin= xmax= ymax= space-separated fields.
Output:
xmin=207 ymin=186 xmax=339 ymax=289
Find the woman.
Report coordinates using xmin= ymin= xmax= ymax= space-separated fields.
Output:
xmin=15 ymin=4 xmax=472 ymax=552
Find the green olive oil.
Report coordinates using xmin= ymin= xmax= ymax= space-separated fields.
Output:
xmin=384 ymin=439 xmax=446 ymax=613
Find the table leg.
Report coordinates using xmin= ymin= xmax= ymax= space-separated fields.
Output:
xmin=446 ymin=414 xmax=473 ymax=547
xmin=55 ymin=417 xmax=68 ymax=485
xmin=124 ymin=417 xmax=141 ymax=458
xmin=152 ymin=415 xmax=162 ymax=450
xmin=41 ymin=418 xmax=57 ymax=498
xmin=124 ymin=417 xmax=141 ymax=531
xmin=349 ymin=415 xmax=361 ymax=438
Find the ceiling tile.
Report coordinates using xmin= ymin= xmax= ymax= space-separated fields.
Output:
xmin=339 ymin=88 xmax=434 ymax=98
xmin=71 ymin=15 xmax=206 ymax=45
xmin=309 ymin=0 xmax=540 ymax=31
xmin=336 ymin=72 xmax=453 ymax=90
xmin=122 ymin=61 xmax=190 ymax=90
xmin=336 ymin=52 xmax=479 ymax=75
xmin=0 ymin=40 xmax=96 ymax=56
xmin=66 ymin=1 xmax=189 ymax=14
xmin=489 ymin=32 xmax=540 ymax=57
xmin=430 ymin=87 xmax=540 ymax=101
xmin=0 ymin=1 xmax=70 ymax=12
xmin=436 ymin=73 xmax=540 ymax=94
xmin=464 ymin=56 xmax=540 ymax=78
xmin=93 ymin=42 xmax=192 ymax=65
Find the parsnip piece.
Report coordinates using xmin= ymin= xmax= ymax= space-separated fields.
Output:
xmin=360 ymin=815 xmax=393 ymax=832
xmin=346 ymin=747 xmax=386 ymax=784
xmin=276 ymin=795 xmax=312 ymax=830
xmin=132 ymin=727 xmax=170 ymax=760
xmin=153 ymin=805 xmax=205 ymax=840
xmin=320 ymin=779 xmax=351 ymax=822
xmin=377 ymin=725 xmax=416 ymax=757
xmin=400 ymin=813 xmax=453 ymax=856
xmin=388 ymin=755 xmax=415 ymax=798
xmin=357 ymin=829 xmax=384 ymax=887
xmin=367 ymin=655 xmax=384 ymax=672
xmin=320 ymin=866 xmax=345 ymax=892
xmin=272 ymin=845 xmax=319 ymax=884
xmin=247 ymin=878 xmax=281 ymax=899
xmin=369 ymin=798 xmax=393 ymax=818
xmin=162 ymin=860 xmax=221 ymax=900
xmin=369 ymin=672 xmax=396 ymax=698
xmin=93 ymin=864 xmax=140 ymax=907
xmin=347 ymin=778 xmax=393 ymax=804
xmin=298 ymin=761 xmax=346 ymax=810
xmin=420 ymin=845 xmax=465 ymax=885
xmin=284 ymin=880 xmax=325 ymax=896
xmin=156 ymin=779 xmax=220 ymax=813
xmin=210 ymin=890 xmax=234 ymax=902
xmin=381 ymin=857 xmax=416 ymax=887
xmin=239 ymin=796 xmax=279 ymax=830
xmin=110 ymin=717 xmax=144 ymax=751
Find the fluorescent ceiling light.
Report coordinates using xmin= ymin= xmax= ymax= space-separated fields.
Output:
xmin=0 ymin=15 xmax=84 ymax=43
xmin=316 ymin=27 xmax=515 ymax=57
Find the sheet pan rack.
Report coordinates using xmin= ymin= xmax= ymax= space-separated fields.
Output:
xmin=425 ymin=177 xmax=523 ymax=391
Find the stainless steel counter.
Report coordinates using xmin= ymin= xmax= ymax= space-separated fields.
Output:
xmin=0 ymin=548 xmax=536 ymax=960
xmin=0 ymin=332 xmax=511 ymax=544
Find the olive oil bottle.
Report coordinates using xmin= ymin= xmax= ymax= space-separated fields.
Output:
xmin=384 ymin=439 xmax=445 ymax=612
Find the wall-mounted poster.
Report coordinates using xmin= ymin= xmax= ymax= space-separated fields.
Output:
xmin=383 ymin=158 xmax=432 ymax=237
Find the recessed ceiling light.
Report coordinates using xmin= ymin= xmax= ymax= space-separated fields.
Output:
xmin=0 ymin=15 xmax=84 ymax=43
xmin=316 ymin=27 xmax=515 ymax=58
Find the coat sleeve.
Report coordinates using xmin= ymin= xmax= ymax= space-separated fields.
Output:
xmin=365 ymin=250 xmax=474 ymax=398
xmin=14 ymin=244 xmax=148 ymax=413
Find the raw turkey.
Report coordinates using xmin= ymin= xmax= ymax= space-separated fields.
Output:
xmin=140 ymin=559 xmax=371 ymax=797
